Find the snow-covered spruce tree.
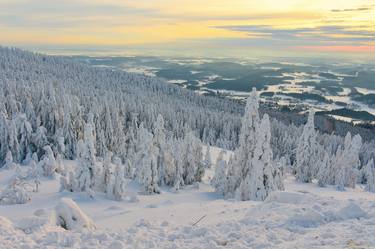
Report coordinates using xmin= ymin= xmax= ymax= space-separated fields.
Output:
xmin=112 ymin=156 xmax=128 ymax=200
xmin=15 ymin=114 xmax=33 ymax=162
xmin=203 ymin=145 xmax=212 ymax=169
xmin=124 ymin=116 xmax=138 ymax=168
xmin=153 ymin=114 xmax=167 ymax=186
xmin=274 ymin=156 xmax=286 ymax=191
xmin=32 ymin=126 xmax=49 ymax=159
xmin=295 ymin=111 xmax=320 ymax=183
xmin=317 ymin=151 xmax=333 ymax=187
xmin=365 ymin=159 xmax=375 ymax=193
xmin=69 ymin=115 xmax=98 ymax=195
xmin=162 ymin=137 xmax=183 ymax=190
xmin=335 ymin=133 xmax=362 ymax=191
xmin=182 ymin=131 xmax=204 ymax=185
xmin=96 ymin=129 xmax=107 ymax=160
xmin=222 ymin=89 xmax=284 ymax=201
xmin=236 ymin=114 xmax=282 ymax=201
xmin=271 ymin=119 xmax=301 ymax=167
xmin=0 ymin=111 xmax=9 ymax=163
xmin=212 ymin=150 xmax=228 ymax=194
xmin=224 ymin=88 xmax=260 ymax=199
xmin=172 ymin=140 xmax=184 ymax=191
xmin=135 ymin=125 xmax=160 ymax=194
xmin=7 ymin=118 xmax=19 ymax=163
xmin=123 ymin=158 xmax=133 ymax=179
xmin=103 ymin=151 xmax=113 ymax=189
xmin=39 ymin=145 xmax=57 ymax=177
xmin=3 ymin=151 xmax=16 ymax=169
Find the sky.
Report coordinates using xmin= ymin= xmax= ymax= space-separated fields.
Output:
xmin=0 ymin=0 xmax=375 ymax=58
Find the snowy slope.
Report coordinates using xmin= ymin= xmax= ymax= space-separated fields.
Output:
xmin=1 ymin=157 xmax=375 ymax=249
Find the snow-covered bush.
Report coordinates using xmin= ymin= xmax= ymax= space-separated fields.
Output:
xmin=55 ymin=198 xmax=96 ymax=231
xmin=0 ymin=177 xmax=31 ymax=205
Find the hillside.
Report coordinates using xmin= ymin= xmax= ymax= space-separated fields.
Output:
xmin=0 ymin=47 xmax=375 ymax=249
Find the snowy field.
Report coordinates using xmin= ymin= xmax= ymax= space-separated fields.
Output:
xmin=1 ymin=152 xmax=375 ymax=249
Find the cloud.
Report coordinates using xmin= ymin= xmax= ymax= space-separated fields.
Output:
xmin=331 ymin=5 xmax=374 ymax=12
xmin=214 ymin=25 xmax=375 ymax=43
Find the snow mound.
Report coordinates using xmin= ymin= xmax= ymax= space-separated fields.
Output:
xmin=109 ymin=241 xmax=125 ymax=249
xmin=265 ymin=191 xmax=313 ymax=204
xmin=34 ymin=208 xmax=48 ymax=217
xmin=55 ymin=198 xmax=96 ymax=231
xmin=15 ymin=215 xmax=53 ymax=233
xmin=286 ymin=209 xmax=325 ymax=228
xmin=338 ymin=203 xmax=367 ymax=220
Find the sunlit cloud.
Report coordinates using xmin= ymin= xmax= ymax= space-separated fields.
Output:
xmin=331 ymin=5 xmax=374 ymax=12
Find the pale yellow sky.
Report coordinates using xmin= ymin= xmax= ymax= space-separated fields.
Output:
xmin=0 ymin=0 xmax=374 ymax=57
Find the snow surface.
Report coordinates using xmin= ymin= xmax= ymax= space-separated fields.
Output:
xmin=0 ymin=148 xmax=375 ymax=248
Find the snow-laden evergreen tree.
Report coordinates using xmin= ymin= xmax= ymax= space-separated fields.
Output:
xmin=112 ymin=156 xmax=128 ymax=200
xmin=153 ymin=114 xmax=167 ymax=186
xmin=96 ymin=129 xmax=107 ymax=159
xmin=203 ymin=145 xmax=212 ymax=169
xmin=71 ymin=115 xmax=98 ymax=195
xmin=3 ymin=151 xmax=16 ymax=169
xmin=221 ymin=89 xmax=284 ymax=201
xmin=32 ymin=126 xmax=49 ymax=159
xmin=335 ymin=133 xmax=362 ymax=191
xmin=16 ymin=114 xmax=33 ymax=162
xmin=317 ymin=151 xmax=333 ymax=187
xmin=295 ymin=111 xmax=320 ymax=183
xmin=364 ymin=159 xmax=375 ymax=193
xmin=182 ymin=131 xmax=204 ymax=185
xmin=123 ymin=158 xmax=133 ymax=179
xmin=274 ymin=156 xmax=286 ymax=191
xmin=212 ymin=150 xmax=228 ymax=194
xmin=0 ymin=111 xmax=9 ymax=162
xmin=224 ymin=88 xmax=260 ymax=198
xmin=7 ymin=118 xmax=19 ymax=162
xmin=39 ymin=145 xmax=57 ymax=177
xmin=162 ymin=137 xmax=183 ymax=190
xmin=235 ymin=114 xmax=281 ymax=201
xmin=135 ymin=125 xmax=160 ymax=194
xmin=172 ymin=139 xmax=184 ymax=191
xmin=55 ymin=153 xmax=65 ymax=174
xmin=103 ymin=151 xmax=113 ymax=189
